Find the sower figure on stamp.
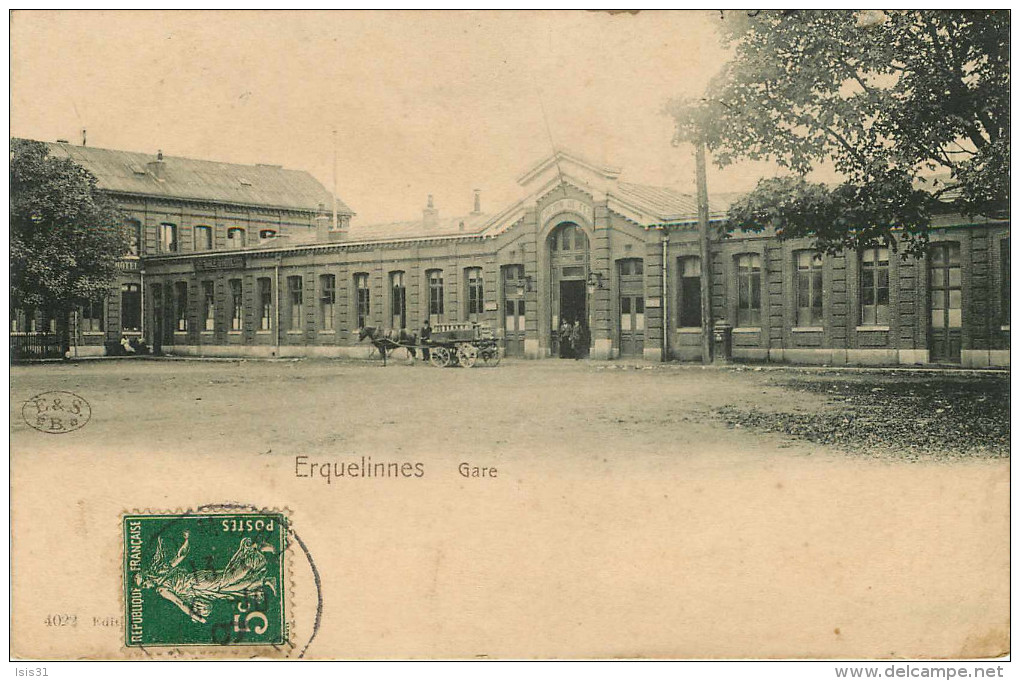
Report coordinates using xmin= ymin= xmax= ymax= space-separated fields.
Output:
xmin=135 ymin=531 xmax=277 ymax=624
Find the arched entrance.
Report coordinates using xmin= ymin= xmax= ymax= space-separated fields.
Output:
xmin=548 ymin=222 xmax=591 ymax=357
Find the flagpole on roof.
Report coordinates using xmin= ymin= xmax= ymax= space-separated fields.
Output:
xmin=332 ymin=128 xmax=339 ymax=230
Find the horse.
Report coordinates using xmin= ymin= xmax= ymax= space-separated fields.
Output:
xmin=354 ymin=326 xmax=418 ymax=366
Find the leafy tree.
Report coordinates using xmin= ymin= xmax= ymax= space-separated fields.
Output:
xmin=667 ymin=10 xmax=1009 ymax=257
xmin=10 ymin=138 xmax=130 ymax=352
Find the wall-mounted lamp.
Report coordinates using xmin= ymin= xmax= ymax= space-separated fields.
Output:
xmin=586 ymin=271 xmax=605 ymax=292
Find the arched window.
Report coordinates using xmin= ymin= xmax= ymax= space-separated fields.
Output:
xmin=354 ymin=273 xmax=371 ymax=328
xmin=465 ymin=267 xmax=484 ymax=320
xmin=677 ymin=256 xmax=701 ymax=328
xmin=549 ymin=223 xmax=588 ymax=251
xmin=195 ymin=225 xmax=213 ymax=251
xmin=427 ymin=269 xmax=444 ymax=323
xmin=160 ymin=223 xmax=178 ymax=253
xmin=125 ymin=218 xmax=141 ymax=256
xmin=390 ymin=271 xmax=406 ymax=329
xmin=227 ymin=227 xmax=246 ymax=249
xmin=735 ymin=253 xmax=762 ymax=328
xmin=794 ymin=250 xmax=824 ymax=327
xmin=860 ymin=247 xmax=890 ymax=326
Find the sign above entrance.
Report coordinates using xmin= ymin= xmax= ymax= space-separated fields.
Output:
xmin=194 ymin=255 xmax=246 ymax=272
xmin=540 ymin=198 xmax=594 ymax=228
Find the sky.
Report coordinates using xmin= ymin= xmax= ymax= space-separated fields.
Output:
xmin=12 ymin=10 xmax=788 ymax=224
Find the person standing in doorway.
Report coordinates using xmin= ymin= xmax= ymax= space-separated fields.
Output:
xmin=570 ymin=320 xmax=583 ymax=360
xmin=559 ymin=318 xmax=572 ymax=358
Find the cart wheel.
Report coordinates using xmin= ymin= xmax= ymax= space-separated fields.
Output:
xmin=429 ymin=346 xmax=451 ymax=368
xmin=481 ymin=345 xmax=501 ymax=366
xmin=457 ymin=344 xmax=478 ymax=368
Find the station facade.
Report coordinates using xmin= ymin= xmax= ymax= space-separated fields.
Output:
xmin=14 ymin=142 xmax=1010 ymax=368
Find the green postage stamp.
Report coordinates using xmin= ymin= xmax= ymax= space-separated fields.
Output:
xmin=123 ymin=512 xmax=287 ymax=647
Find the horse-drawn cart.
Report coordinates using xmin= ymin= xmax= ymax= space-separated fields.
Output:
xmin=425 ymin=322 xmax=501 ymax=368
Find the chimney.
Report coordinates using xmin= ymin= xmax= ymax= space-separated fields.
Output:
xmin=315 ymin=203 xmax=331 ymax=242
xmin=423 ymin=194 xmax=439 ymax=230
xmin=147 ymin=150 xmax=166 ymax=180
xmin=471 ymin=188 xmax=481 ymax=215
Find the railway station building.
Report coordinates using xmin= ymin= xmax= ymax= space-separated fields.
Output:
xmin=12 ymin=141 xmax=1010 ymax=368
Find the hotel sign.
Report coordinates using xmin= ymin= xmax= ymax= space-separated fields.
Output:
xmin=540 ymin=198 xmax=594 ymax=227
xmin=194 ymin=255 xmax=246 ymax=272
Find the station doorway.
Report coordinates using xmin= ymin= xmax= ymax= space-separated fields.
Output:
xmin=549 ymin=221 xmax=591 ymax=358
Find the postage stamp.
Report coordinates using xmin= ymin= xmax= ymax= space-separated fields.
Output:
xmin=123 ymin=512 xmax=287 ymax=647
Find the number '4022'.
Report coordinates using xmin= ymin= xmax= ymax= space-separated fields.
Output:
xmin=44 ymin=614 xmax=77 ymax=626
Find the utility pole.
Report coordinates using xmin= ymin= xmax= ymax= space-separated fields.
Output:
xmin=695 ymin=142 xmax=713 ymax=364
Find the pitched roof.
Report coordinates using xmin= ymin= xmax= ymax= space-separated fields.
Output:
xmin=348 ymin=212 xmax=492 ymax=241
xmin=30 ymin=140 xmax=351 ymax=214
xmin=614 ymin=182 xmax=741 ymax=221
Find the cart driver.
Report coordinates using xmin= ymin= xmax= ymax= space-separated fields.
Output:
xmin=420 ymin=318 xmax=432 ymax=361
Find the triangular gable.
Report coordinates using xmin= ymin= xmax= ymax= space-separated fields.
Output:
xmin=480 ymin=149 xmax=730 ymax=238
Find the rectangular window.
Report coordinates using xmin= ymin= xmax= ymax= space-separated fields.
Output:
xmin=465 ymin=267 xmax=484 ymax=317
xmin=126 ymin=219 xmax=141 ymax=256
xmin=428 ymin=269 xmax=444 ymax=321
xmin=355 ymin=273 xmax=370 ymax=328
xmin=287 ymin=276 xmax=303 ymax=331
xmin=201 ymin=280 xmax=215 ymax=331
xmin=160 ymin=223 xmax=178 ymax=253
xmin=227 ymin=227 xmax=246 ymax=249
xmin=258 ymin=278 xmax=272 ymax=331
xmin=930 ymin=242 xmax=962 ymax=329
xmin=81 ymin=299 xmax=104 ymax=333
xmin=860 ymin=247 xmax=890 ymax=325
xmin=735 ymin=253 xmax=762 ymax=327
xmin=174 ymin=281 xmax=188 ymax=332
xmin=678 ymin=256 xmax=701 ymax=328
xmin=195 ymin=225 xmax=213 ymax=251
xmin=229 ymin=279 xmax=243 ymax=331
xmin=390 ymin=271 xmax=406 ymax=329
xmin=619 ymin=259 xmax=644 ymax=276
xmin=795 ymin=251 xmax=824 ymax=327
xmin=320 ymin=274 xmax=336 ymax=332
xmin=121 ymin=284 xmax=141 ymax=331
xmin=1002 ymin=238 xmax=1010 ymax=326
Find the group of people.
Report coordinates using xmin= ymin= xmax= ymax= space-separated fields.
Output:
xmin=557 ymin=319 xmax=589 ymax=359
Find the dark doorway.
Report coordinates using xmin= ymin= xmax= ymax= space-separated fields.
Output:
xmin=560 ymin=280 xmax=586 ymax=327
xmin=559 ymin=280 xmax=587 ymax=357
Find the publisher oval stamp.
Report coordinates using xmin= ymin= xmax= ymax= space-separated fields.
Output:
xmin=22 ymin=391 xmax=91 ymax=434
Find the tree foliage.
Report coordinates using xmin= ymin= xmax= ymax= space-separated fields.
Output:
xmin=667 ymin=10 xmax=1009 ymax=257
xmin=10 ymin=139 xmax=129 ymax=339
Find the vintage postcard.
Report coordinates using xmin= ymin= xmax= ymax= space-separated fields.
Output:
xmin=9 ymin=10 xmax=1009 ymax=661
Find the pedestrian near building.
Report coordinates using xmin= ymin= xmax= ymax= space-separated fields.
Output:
xmin=559 ymin=319 xmax=572 ymax=358
xmin=420 ymin=318 xmax=432 ymax=361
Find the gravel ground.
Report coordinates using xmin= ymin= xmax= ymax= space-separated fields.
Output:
xmin=709 ymin=370 xmax=1010 ymax=460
